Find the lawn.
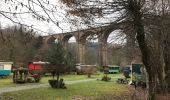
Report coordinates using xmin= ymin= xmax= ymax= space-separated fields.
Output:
xmin=0 ymin=74 xmax=89 ymax=88
xmin=2 ymin=80 xmax=133 ymax=100
xmin=0 ymin=73 xmax=123 ymax=88
xmin=40 ymin=74 xmax=96 ymax=83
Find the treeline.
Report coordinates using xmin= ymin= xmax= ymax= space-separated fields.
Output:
xmin=0 ymin=26 xmax=43 ymax=66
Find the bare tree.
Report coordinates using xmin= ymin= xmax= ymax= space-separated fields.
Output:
xmin=60 ymin=0 xmax=170 ymax=99
xmin=0 ymin=0 xmax=68 ymax=34
xmin=0 ymin=25 xmax=43 ymax=65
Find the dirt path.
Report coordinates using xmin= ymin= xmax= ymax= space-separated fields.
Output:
xmin=131 ymin=87 xmax=148 ymax=100
xmin=0 ymin=78 xmax=97 ymax=93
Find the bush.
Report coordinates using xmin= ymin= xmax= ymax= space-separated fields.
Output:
xmin=123 ymin=71 xmax=130 ymax=78
xmin=101 ymin=75 xmax=111 ymax=81
xmin=49 ymin=78 xmax=67 ymax=89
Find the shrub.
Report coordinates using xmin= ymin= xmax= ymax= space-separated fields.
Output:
xmin=123 ymin=71 xmax=130 ymax=78
xmin=101 ymin=75 xmax=111 ymax=81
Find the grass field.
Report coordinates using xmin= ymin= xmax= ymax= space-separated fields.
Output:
xmin=0 ymin=73 xmax=123 ymax=88
xmin=0 ymin=74 xmax=89 ymax=88
xmin=2 ymin=80 xmax=133 ymax=100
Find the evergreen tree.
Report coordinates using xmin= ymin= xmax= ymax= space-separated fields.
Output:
xmin=46 ymin=42 xmax=65 ymax=65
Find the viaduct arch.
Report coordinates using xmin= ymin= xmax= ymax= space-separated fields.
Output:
xmin=43 ymin=23 xmax=125 ymax=66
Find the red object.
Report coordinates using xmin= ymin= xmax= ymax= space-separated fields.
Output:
xmin=28 ymin=64 xmax=42 ymax=70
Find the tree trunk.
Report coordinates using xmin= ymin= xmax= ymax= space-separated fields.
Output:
xmin=148 ymin=72 xmax=157 ymax=100
xmin=57 ymin=73 xmax=60 ymax=82
xmin=88 ymin=73 xmax=91 ymax=78
xmin=163 ymin=38 xmax=170 ymax=92
xmin=56 ymin=73 xmax=60 ymax=88
xmin=131 ymin=2 xmax=157 ymax=99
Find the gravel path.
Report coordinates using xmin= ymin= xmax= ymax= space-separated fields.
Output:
xmin=0 ymin=78 xmax=97 ymax=93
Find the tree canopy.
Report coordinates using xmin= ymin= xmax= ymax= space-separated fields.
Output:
xmin=45 ymin=42 xmax=65 ymax=65
xmin=0 ymin=0 xmax=73 ymax=34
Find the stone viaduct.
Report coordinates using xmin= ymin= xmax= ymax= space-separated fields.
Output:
xmin=42 ymin=23 xmax=126 ymax=66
